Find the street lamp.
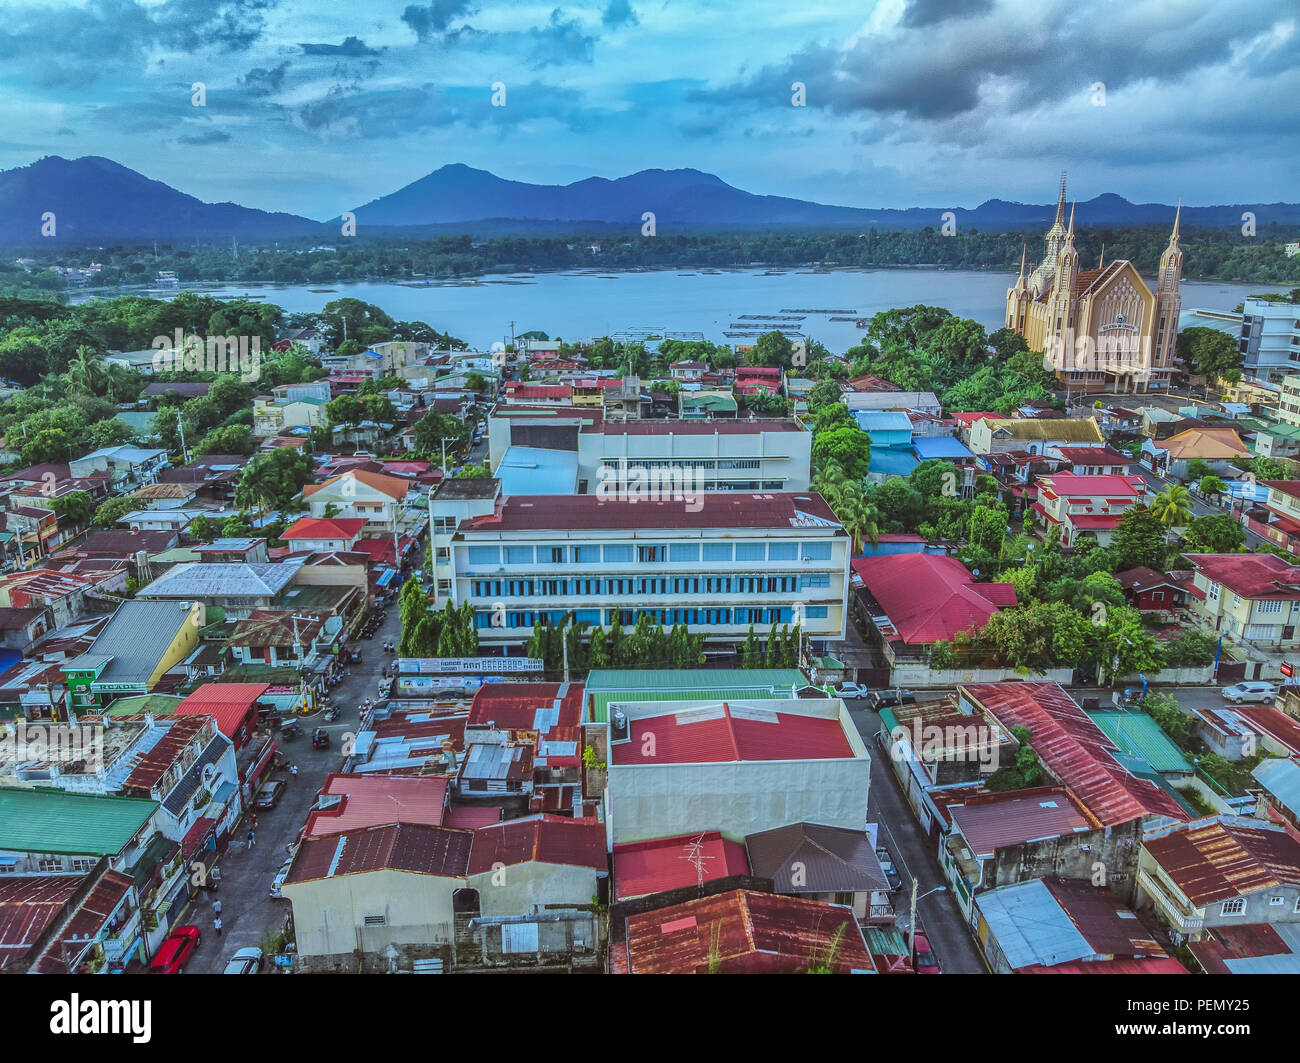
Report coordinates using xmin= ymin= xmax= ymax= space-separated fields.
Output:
xmin=908 ymin=882 xmax=948 ymax=959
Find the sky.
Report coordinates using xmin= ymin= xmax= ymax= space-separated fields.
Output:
xmin=0 ymin=0 xmax=1295 ymax=219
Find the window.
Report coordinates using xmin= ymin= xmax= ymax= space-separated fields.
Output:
xmin=603 ymin=545 xmax=634 ymax=563
xmin=702 ymin=543 xmax=732 ymax=562
xmin=803 ymin=573 xmax=830 ymax=588
xmin=574 ymin=545 xmax=600 ymax=563
xmin=70 ymin=858 xmax=94 ymax=873
xmin=1220 ymin=898 xmax=1246 ymax=916
xmin=548 ymin=547 xmax=565 ymax=564
xmin=670 ymin=543 xmax=700 ymax=562
xmin=767 ymin=543 xmax=798 ymax=561
xmin=1269 ymin=895 xmax=1285 ymax=906
xmin=735 ymin=543 xmax=765 ymax=561
xmin=1207 ymin=581 xmax=1220 ymax=602
xmin=1152 ymin=590 xmax=1164 ymax=601
xmin=467 ymin=546 xmax=499 ymax=565
xmin=38 ymin=857 xmax=63 ymax=872
xmin=638 ymin=545 xmax=664 ymax=563
xmin=1258 ymin=599 xmax=1283 ymax=614
xmin=801 ymin=542 xmax=832 ymax=560
xmin=803 ymin=606 xmax=828 ymax=619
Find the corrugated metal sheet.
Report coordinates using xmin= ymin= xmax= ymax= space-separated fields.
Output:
xmin=1143 ymin=816 xmax=1300 ymax=907
xmin=610 ymin=701 xmax=853 ymax=765
xmin=976 ymin=880 xmax=1092 ymax=970
xmin=1085 ymin=711 xmax=1194 ymax=774
xmin=613 ymin=831 xmax=750 ymax=901
xmin=746 ymin=822 xmax=889 ymax=893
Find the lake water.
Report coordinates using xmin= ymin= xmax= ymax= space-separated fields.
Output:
xmin=96 ymin=268 xmax=1287 ymax=351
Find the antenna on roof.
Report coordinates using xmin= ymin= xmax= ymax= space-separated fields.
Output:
xmin=681 ymin=831 xmax=714 ymax=889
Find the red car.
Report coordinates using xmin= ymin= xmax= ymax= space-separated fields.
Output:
xmin=912 ymin=932 xmax=941 ymax=975
xmin=149 ymin=925 xmax=201 ymax=974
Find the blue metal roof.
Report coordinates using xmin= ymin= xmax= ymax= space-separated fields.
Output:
xmin=854 ymin=411 xmax=913 ymax=434
xmin=976 ymin=880 xmax=1091 ymax=969
xmin=912 ymin=436 xmax=976 ymax=460
xmin=496 ymin=446 xmax=578 ymax=496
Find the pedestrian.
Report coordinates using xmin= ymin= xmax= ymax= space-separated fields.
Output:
xmin=214 ymin=915 xmax=223 ymax=937
xmin=247 ymin=829 xmax=256 ymax=848
xmin=290 ymin=764 xmax=299 ymax=777
xmin=212 ymin=898 xmax=222 ymax=917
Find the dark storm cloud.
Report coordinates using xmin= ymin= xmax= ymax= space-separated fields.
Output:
xmin=602 ymin=0 xmax=639 ymax=28
xmin=178 ymin=130 xmax=233 ymax=144
xmin=241 ymin=61 xmax=290 ymax=97
xmin=704 ymin=0 xmax=1290 ymax=123
xmin=401 ymin=0 xmax=479 ymax=42
xmin=901 ymin=0 xmax=994 ymax=27
xmin=526 ymin=10 xmax=596 ymax=68
xmin=299 ymin=36 xmax=383 ymax=57
xmin=0 ymin=0 xmax=274 ymax=86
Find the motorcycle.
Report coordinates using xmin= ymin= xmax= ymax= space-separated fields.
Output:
xmin=280 ymin=721 xmax=303 ymax=741
xmin=322 ymin=707 xmax=340 ymax=722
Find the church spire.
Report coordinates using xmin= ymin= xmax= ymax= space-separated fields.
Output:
xmin=1170 ymin=199 xmax=1181 ymax=244
xmin=1066 ymin=201 xmax=1076 ymax=244
xmin=1053 ymin=172 xmax=1068 ymax=229
xmin=1017 ymin=244 xmax=1027 ymax=284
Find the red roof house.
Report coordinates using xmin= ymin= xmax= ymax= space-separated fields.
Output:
xmin=174 ymin=683 xmax=270 ymax=748
xmin=613 ymin=831 xmax=751 ymax=902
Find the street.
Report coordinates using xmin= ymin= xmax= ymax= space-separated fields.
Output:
xmin=185 ymin=605 xmax=405 ymax=974
xmin=845 ymin=699 xmax=989 ymax=974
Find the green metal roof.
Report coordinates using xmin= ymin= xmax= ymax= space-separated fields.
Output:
xmin=584 ymin=668 xmax=808 ymax=723
xmin=0 ymin=787 xmax=158 ymax=856
xmin=103 ymin=694 xmax=183 ymax=716
xmin=680 ymin=393 xmax=738 ymax=412
xmin=1085 ymin=711 xmax=1194 ymax=775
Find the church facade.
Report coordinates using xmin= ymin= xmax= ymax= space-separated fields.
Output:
xmin=1006 ymin=176 xmax=1182 ymax=393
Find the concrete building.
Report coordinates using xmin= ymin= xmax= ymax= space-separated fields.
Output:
xmin=603 ymin=696 xmax=870 ymax=845
xmin=1240 ymin=300 xmax=1300 ymax=383
xmin=1184 ymin=553 xmax=1300 ymax=650
xmin=1031 ymin=472 xmax=1147 ymax=547
xmin=447 ymin=492 xmax=850 ymax=646
xmin=968 ymin=416 xmax=1104 ymax=457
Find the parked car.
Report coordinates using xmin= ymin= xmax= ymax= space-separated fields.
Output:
xmin=870 ymin=689 xmax=917 ymax=709
xmin=149 ymin=925 xmax=201 ymax=974
xmin=911 ymin=931 xmax=941 ymax=974
xmin=347 ymin=648 xmax=363 ymax=664
xmin=833 ymin=682 xmax=869 ymax=700
xmin=254 ymin=780 xmax=286 ymax=810
xmin=875 ymin=848 xmax=902 ymax=892
xmin=223 ymin=946 xmax=263 ymax=975
xmin=311 ymin=727 xmax=331 ymax=749
xmin=1222 ymin=681 xmax=1277 ymax=704
xmin=269 ymin=859 xmax=294 ymax=899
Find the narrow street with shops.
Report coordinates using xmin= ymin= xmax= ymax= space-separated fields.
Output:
xmin=184 ymin=605 xmax=405 ymax=974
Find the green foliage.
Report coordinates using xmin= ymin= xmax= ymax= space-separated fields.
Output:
xmin=1160 ymin=628 xmax=1216 ymax=668
xmin=1111 ymin=505 xmax=1170 ymax=571
xmin=91 ymin=495 xmax=138 ymax=528
xmin=411 ymin=410 xmax=470 ymax=459
xmin=1179 ymin=512 xmax=1246 ymax=554
xmin=234 ymin=449 xmax=315 ymax=514
xmin=196 ymin=424 xmax=256 ymax=456
xmin=50 ymin=489 xmax=94 ymax=527
xmin=188 ymin=514 xmax=218 ymax=543
xmin=1176 ymin=326 xmax=1242 ymax=381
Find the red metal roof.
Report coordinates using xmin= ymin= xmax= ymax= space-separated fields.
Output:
xmin=32 ymin=869 xmax=134 ymax=973
xmin=467 ymin=814 xmax=606 ymax=875
xmin=613 ymin=831 xmax=751 ymax=901
xmin=624 ymin=889 xmax=873 ymax=974
xmin=181 ymin=816 xmax=216 ymax=862
xmin=1229 ymin=704 xmax=1300 ymax=758
xmin=610 ymin=702 xmax=854 ymax=766
xmin=443 ymin=805 xmax=502 ymax=829
xmin=1143 ymin=817 xmax=1300 ymax=907
xmin=1053 ymin=446 xmax=1132 ymax=464
xmin=467 ymin=682 xmax=584 ymax=737
xmin=304 ymin=775 xmax=449 ymax=837
xmin=1036 ymin=472 xmax=1144 ymax=497
xmin=1186 ymin=553 xmax=1300 ymax=599
xmin=851 ymin=553 xmax=1016 ymax=645
xmin=949 ymin=788 xmax=1095 ymax=854
xmin=175 ymin=683 xmax=270 ymax=738
xmin=281 ymin=517 xmax=368 ymax=540
xmin=961 ymin=681 xmax=1186 ymax=826
xmin=466 ymin=492 xmax=842 ymax=532
xmin=1023 ymin=957 xmax=1188 ymax=974
xmin=602 ymin=420 xmax=802 ymax=435
xmin=286 ymin=823 xmax=472 ymax=884
xmin=0 ymin=876 xmax=80 ymax=963
xmin=1188 ymin=923 xmax=1296 ymax=974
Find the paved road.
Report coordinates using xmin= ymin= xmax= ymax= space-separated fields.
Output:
xmin=185 ymin=606 xmax=405 ymax=974
xmin=844 ymin=699 xmax=989 ymax=974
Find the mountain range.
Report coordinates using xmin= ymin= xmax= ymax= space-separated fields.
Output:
xmin=2 ymin=155 xmax=1297 ymax=245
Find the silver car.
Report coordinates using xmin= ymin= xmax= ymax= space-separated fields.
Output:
xmin=1221 ymin=681 xmax=1277 ymax=704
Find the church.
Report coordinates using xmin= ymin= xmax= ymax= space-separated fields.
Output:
xmin=1005 ymin=176 xmax=1182 ymax=393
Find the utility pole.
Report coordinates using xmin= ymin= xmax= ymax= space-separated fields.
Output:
xmin=176 ymin=409 xmax=190 ymax=465
xmin=508 ymin=320 xmax=516 ymax=349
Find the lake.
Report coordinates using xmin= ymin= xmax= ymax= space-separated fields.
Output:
xmin=85 ymin=268 xmax=1287 ymax=351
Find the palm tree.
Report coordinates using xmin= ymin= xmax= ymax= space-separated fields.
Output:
xmin=839 ymin=495 xmax=880 ymax=552
xmin=1151 ymin=485 xmax=1193 ymax=530
xmin=63 ymin=346 xmax=107 ymax=396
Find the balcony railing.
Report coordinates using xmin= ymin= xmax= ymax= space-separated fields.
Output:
xmin=1137 ymin=868 xmax=1204 ymax=933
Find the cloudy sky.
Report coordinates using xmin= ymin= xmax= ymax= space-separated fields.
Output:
xmin=0 ymin=0 xmax=1294 ymax=218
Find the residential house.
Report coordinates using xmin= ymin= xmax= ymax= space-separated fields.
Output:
xmin=137 ymin=561 xmax=303 ymax=620
xmin=1184 ymin=552 xmax=1300 ymax=649
xmin=68 ymin=446 xmax=168 ymax=489
xmin=972 ymin=876 xmax=1184 ymax=974
xmin=0 ymin=569 xmax=94 ymax=630
xmin=1048 ymin=445 xmax=1135 ymax=475
xmin=1032 ymin=472 xmax=1147 ymax=547
xmin=62 ymin=600 xmax=206 ymax=712
xmin=1141 ymin=427 xmax=1251 ymax=480
xmin=253 ymin=396 xmax=325 ymax=437
xmin=850 ymin=553 xmax=1016 ymax=668
xmin=841 ymin=390 xmax=942 ymax=416
xmin=1138 ymin=815 xmax=1300 ymax=944
xmin=612 ymin=831 xmax=752 ymax=904
xmin=302 ymin=470 xmax=410 ymax=533
xmin=968 ymin=416 xmax=1104 ymax=457
xmin=1248 ymin=480 xmax=1300 ymax=557
xmin=745 ymin=821 xmax=892 ymax=924
xmin=1114 ymin=567 xmax=1193 ymax=613
xmin=280 ymin=517 xmax=367 ymax=553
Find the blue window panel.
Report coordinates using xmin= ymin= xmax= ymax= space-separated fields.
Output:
xmin=802 ymin=573 xmax=830 ymax=588
xmin=702 ymin=543 xmax=732 ymax=562
xmin=575 ymin=610 xmax=601 ymax=624
xmin=505 ymin=546 xmax=534 ymax=564
xmin=670 ymin=543 xmax=700 ymax=562
xmin=768 ymin=542 xmax=798 ymax=561
xmin=468 ymin=546 xmax=499 ymax=565
xmin=574 ymin=545 xmax=600 ymax=563
xmin=801 ymin=542 xmax=832 ymax=560
xmin=603 ymin=545 xmax=634 ymax=563
xmin=803 ymin=606 xmax=828 ymax=619
xmin=735 ymin=543 xmax=765 ymax=561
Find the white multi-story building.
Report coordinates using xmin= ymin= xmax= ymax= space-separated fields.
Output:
xmin=488 ymin=407 xmax=812 ymax=493
xmin=446 ymin=491 xmax=849 ymax=645
xmin=1241 ymin=299 xmax=1300 ymax=384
